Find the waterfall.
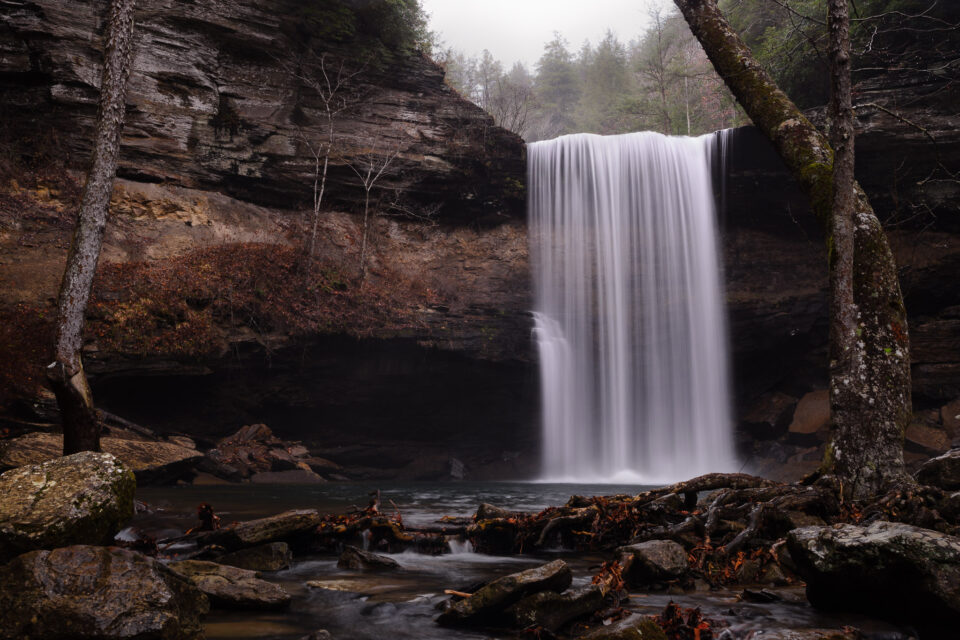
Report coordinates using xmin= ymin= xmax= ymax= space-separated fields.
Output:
xmin=529 ymin=131 xmax=737 ymax=483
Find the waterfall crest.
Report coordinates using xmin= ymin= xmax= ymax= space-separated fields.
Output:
xmin=529 ymin=131 xmax=737 ymax=483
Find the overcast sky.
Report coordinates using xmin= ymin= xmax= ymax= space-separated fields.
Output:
xmin=421 ymin=0 xmax=671 ymax=70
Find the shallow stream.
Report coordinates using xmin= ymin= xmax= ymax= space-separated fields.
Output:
xmin=134 ymin=483 xmax=911 ymax=639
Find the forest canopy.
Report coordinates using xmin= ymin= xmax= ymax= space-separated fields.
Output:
xmin=435 ymin=0 xmax=959 ymax=140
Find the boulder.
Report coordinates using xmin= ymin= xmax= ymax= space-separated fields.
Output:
xmin=218 ymin=542 xmax=292 ymax=571
xmin=466 ymin=517 xmax=520 ymax=555
xmin=0 ymin=545 xmax=208 ymax=639
xmin=250 ymin=469 xmax=327 ymax=484
xmin=200 ymin=509 xmax=321 ymax=551
xmin=741 ymin=392 xmax=797 ymax=440
xmin=304 ymin=457 xmax=342 ymax=474
xmin=787 ymin=521 xmax=960 ymax=635
xmin=0 ymin=432 xmax=202 ymax=485
xmin=904 ymin=422 xmax=951 ymax=455
xmin=916 ymin=449 xmax=960 ymax=490
xmin=508 ymin=584 xmax=605 ymax=632
xmin=436 ymin=559 xmax=572 ymax=627
xmin=787 ymin=390 xmax=830 ymax=443
xmin=169 ymin=559 xmax=291 ymax=610
xmin=337 ymin=545 xmax=400 ymax=571
xmin=0 ymin=451 xmax=135 ymax=561
xmin=476 ymin=503 xmax=520 ymax=520
xmin=618 ymin=540 xmax=689 ymax=585
xmin=942 ymin=397 xmax=960 ymax=438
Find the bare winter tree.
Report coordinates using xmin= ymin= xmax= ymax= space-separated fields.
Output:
xmin=344 ymin=137 xmax=402 ymax=280
xmin=488 ymin=63 xmax=538 ymax=137
xmin=292 ymin=51 xmax=367 ymax=257
xmin=48 ymin=0 xmax=137 ymax=455
xmin=637 ymin=6 xmax=678 ymax=134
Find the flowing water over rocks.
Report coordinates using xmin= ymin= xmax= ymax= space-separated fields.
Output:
xmin=528 ymin=131 xmax=738 ymax=482
xmin=132 ymin=483 xmax=913 ymax=640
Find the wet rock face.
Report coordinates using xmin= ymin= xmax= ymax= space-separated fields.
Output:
xmin=507 ymin=584 xmax=605 ymax=632
xmin=218 ymin=542 xmax=293 ymax=572
xmin=168 ymin=559 xmax=291 ymax=610
xmin=200 ymin=509 xmax=322 ymax=552
xmin=436 ymin=559 xmax=572 ymax=627
xmin=0 ymin=0 xmax=524 ymax=222
xmin=337 ymin=545 xmax=400 ymax=571
xmin=787 ymin=521 xmax=960 ymax=635
xmin=0 ymin=545 xmax=208 ymax=640
xmin=618 ymin=540 xmax=689 ymax=586
xmin=916 ymin=449 xmax=960 ymax=490
xmin=0 ymin=452 xmax=135 ymax=562
xmin=0 ymin=432 xmax=202 ymax=485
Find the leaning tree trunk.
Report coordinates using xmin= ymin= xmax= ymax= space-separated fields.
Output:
xmin=672 ymin=0 xmax=910 ymax=499
xmin=48 ymin=0 xmax=137 ymax=455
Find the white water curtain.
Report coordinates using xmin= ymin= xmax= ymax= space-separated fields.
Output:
xmin=529 ymin=131 xmax=738 ymax=483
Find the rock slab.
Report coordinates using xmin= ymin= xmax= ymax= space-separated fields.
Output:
xmin=169 ymin=559 xmax=291 ymax=610
xmin=508 ymin=584 xmax=605 ymax=632
xmin=0 ymin=451 xmax=135 ymax=562
xmin=337 ymin=545 xmax=400 ymax=571
xmin=0 ymin=432 xmax=202 ymax=485
xmin=787 ymin=521 xmax=960 ymax=635
xmin=916 ymin=449 xmax=960 ymax=490
xmin=218 ymin=541 xmax=292 ymax=571
xmin=436 ymin=559 xmax=572 ymax=627
xmin=201 ymin=508 xmax=322 ymax=551
xmin=0 ymin=545 xmax=208 ymax=640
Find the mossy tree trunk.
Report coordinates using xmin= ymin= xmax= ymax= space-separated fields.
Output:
xmin=48 ymin=0 xmax=137 ymax=455
xmin=672 ymin=0 xmax=910 ymax=499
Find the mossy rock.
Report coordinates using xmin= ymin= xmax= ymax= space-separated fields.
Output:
xmin=0 ymin=545 xmax=207 ymax=639
xmin=0 ymin=451 xmax=135 ymax=562
xmin=436 ymin=559 xmax=572 ymax=627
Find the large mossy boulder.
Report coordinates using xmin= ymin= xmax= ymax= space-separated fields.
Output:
xmin=787 ymin=521 xmax=960 ymax=635
xmin=0 ymin=451 xmax=135 ymax=561
xmin=0 ymin=545 xmax=208 ymax=639
xmin=169 ymin=559 xmax=291 ymax=610
xmin=436 ymin=559 xmax=572 ymax=627
xmin=0 ymin=432 xmax=202 ymax=485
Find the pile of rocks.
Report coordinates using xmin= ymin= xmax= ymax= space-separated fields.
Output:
xmin=200 ymin=424 xmax=343 ymax=483
xmin=0 ymin=451 xmax=307 ymax=639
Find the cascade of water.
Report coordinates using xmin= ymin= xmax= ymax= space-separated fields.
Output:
xmin=529 ymin=131 xmax=738 ymax=483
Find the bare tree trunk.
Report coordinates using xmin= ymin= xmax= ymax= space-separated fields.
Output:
xmin=826 ymin=0 xmax=872 ymax=496
xmin=359 ymin=189 xmax=371 ymax=280
xmin=48 ymin=0 xmax=137 ymax=455
xmin=672 ymin=0 xmax=910 ymax=499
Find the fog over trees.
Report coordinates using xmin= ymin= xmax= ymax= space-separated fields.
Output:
xmin=433 ymin=0 xmax=956 ymax=142
xmin=434 ymin=6 xmax=742 ymax=141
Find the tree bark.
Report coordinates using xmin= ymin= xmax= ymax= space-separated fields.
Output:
xmin=48 ymin=0 xmax=137 ymax=455
xmin=672 ymin=0 xmax=910 ymax=499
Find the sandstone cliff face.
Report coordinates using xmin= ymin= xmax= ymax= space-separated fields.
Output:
xmin=2 ymin=1 xmax=959 ymax=480
xmin=0 ymin=0 xmax=524 ymax=221
xmin=0 ymin=0 xmax=533 ymax=478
